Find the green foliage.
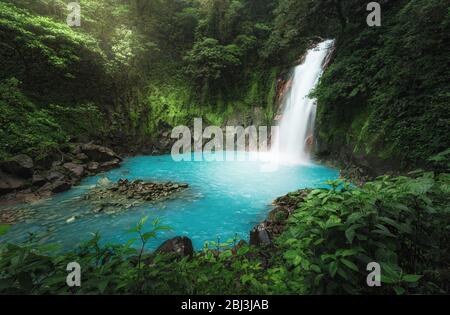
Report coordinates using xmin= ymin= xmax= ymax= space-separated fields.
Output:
xmin=314 ymin=0 xmax=450 ymax=170
xmin=0 ymin=1 xmax=108 ymax=104
xmin=48 ymin=103 xmax=107 ymax=141
xmin=271 ymin=172 xmax=450 ymax=294
xmin=184 ymin=37 xmax=242 ymax=90
xmin=0 ymin=216 xmax=262 ymax=294
xmin=0 ymin=78 xmax=68 ymax=160
xmin=0 ymin=171 xmax=448 ymax=294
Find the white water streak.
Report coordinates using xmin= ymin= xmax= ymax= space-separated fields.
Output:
xmin=271 ymin=40 xmax=334 ymax=165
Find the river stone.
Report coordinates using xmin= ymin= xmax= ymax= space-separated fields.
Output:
xmin=63 ymin=162 xmax=85 ymax=178
xmin=75 ymin=153 xmax=89 ymax=162
xmin=98 ymin=159 xmax=120 ymax=171
xmin=46 ymin=170 xmax=65 ymax=181
xmin=87 ymin=161 xmax=100 ymax=171
xmin=32 ymin=173 xmax=46 ymax=187
xmin=156 ymin=236 xmax=194 ymax=257
xmin=51 ymin=180 xmax=72 ymax=193
xmin=249 ymin=223 xmax=271 ymax=246
xmin=0 ymin=154 xmax=34 ymax=178
xmin=81 ymin=143 xmax=121 ymax=162
xmin=0 ymin=170 xmax=27 ymax=194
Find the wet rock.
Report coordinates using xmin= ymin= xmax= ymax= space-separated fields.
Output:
xmin=46 ymin=170 xmax=65 ymax=182
xmin=81 ymin=143 xmax=122 ymax=163
xmin=0 ymin=170 xmax=27 ymax=194
xmin=249 ymin=189 xmax=311 ymax=247
xmin=87 ymin=161 xmax=100 ymax=172
xmin=156 ymin=236 xmax=194 ymax=257
xmin=250 ymin=223 xmax=271 ymax=246
xmin=75 ymin=153 xmax=89 ymax=162
xmin=0 ymin=154 xmax=34 ymax=178
xmin=51 ymin=180 xmax=72 ymax=193
xmin=32 ymin=173 xmax=46 ymax=187
xmin=63 ymin=162 xmax=85 ymax=178
xmin=98 ymin=159 xmax=120 ymax=172
xmin=37 ymin=182 xmax=53 ymax=194
xmin=267 ymin=208 xmax=289 ymax=223
xmin=84 ymin=179 xmax=189 ymax=214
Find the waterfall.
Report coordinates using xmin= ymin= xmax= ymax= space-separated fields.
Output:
xmin=271 ymin=39 xmax=334 ymax=164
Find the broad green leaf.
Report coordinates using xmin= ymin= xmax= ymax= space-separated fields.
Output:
xmin=340 ymin=258 xmax=358 ymax=272
xmin=394 ymin=286 xmax=406 ymax=295
xmin=142 ymin=231 xmax=156 ymax=241
xmin=345 ymin=227 xmax=355 ymax=243
xmin=329 ymin=261 xmax=338 ymax=278
xmin=402 ymin=274 xmax=423 ymax=283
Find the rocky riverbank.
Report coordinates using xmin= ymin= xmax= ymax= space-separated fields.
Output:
xmin=151 ymin=188 xmax=312 ymax=260
xmin=249 ymin=189 xmax=311 ymax=247
xmin=0 ymin=143 xmax=122 ymax=205
xmin=84 ymin=179 xmax=189 ymax=214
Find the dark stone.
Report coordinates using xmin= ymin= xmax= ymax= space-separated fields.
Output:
xmin=37 ymin=182 xmax=53 ymax=196
xmin=156 ymin=236 xmax=194 ymax=257
xmin=32 ymin=173 xmax=46 ymax=187
xmin=46 ymin=170 xmax=65 ymax=181
xmin=51 ymin=180 xmax=72 ymax=193
xmin=81 ymin=143 xmax=122 ymax=163
xmin=75 ymin=153 xmax=89 ymax=162
xmin=267 ymin=208 xmax=289 ymax=223
xmin=87 ymin=161 xmax=99 ymax=171
xmin=0 ymin=170 xmax=27 ymax=194
xmin=0 ymin=154 xmax=34 ymax=178
xmin=98 ymin=159 xmax=120 ymax=171
xmin=63 ymin=162 xmax=85 ymax=178
xmin=71 ymin=144 xmax=82 ymax=155
xmin=250 ymin=223 xmax=271 ymax=246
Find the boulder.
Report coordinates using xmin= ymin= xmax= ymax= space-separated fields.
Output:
xmin=0 ymin=154 xmax=34 ymax=178
xmin=32 ymin=173 xmax=46 ymax=187
xmin=249 ymin=223 xmax=271 ymax=246
xmin=0 ymin=170 xmax=27 ymax=194
xmin=98 ymin=159 xmax=121 ymax=172
xmin=80 ymin=143 xmax=121 ymax=162
xmin=156 ymin=236 xmax=194 ymax=257
xmin=75 ymin=153 xmax=89 ymax=162
xmin=87 ymin=161 xmax=100 ymax=172
xmin=63 ymin=162 xmax=85 ymax=178
xmin=51 ymin=180 xmax=72 ymax=193
xmin=37 ymin=182 xmax=53 ymax=196
xmin=46 ymin=170 xmax=65 ymax=181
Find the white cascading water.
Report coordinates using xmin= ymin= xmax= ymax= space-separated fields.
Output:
xmin=271 ymin=39 xmax=334 ymax=164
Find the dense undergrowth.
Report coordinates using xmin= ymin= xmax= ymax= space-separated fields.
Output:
xmin=1 ymin=169 xmax=448 ymax=294
xmin=314 ymin=0 xmax=450 ymax=171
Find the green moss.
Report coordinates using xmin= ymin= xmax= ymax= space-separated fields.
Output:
xmin=315 ymin=0 xmax=450 ymax=170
